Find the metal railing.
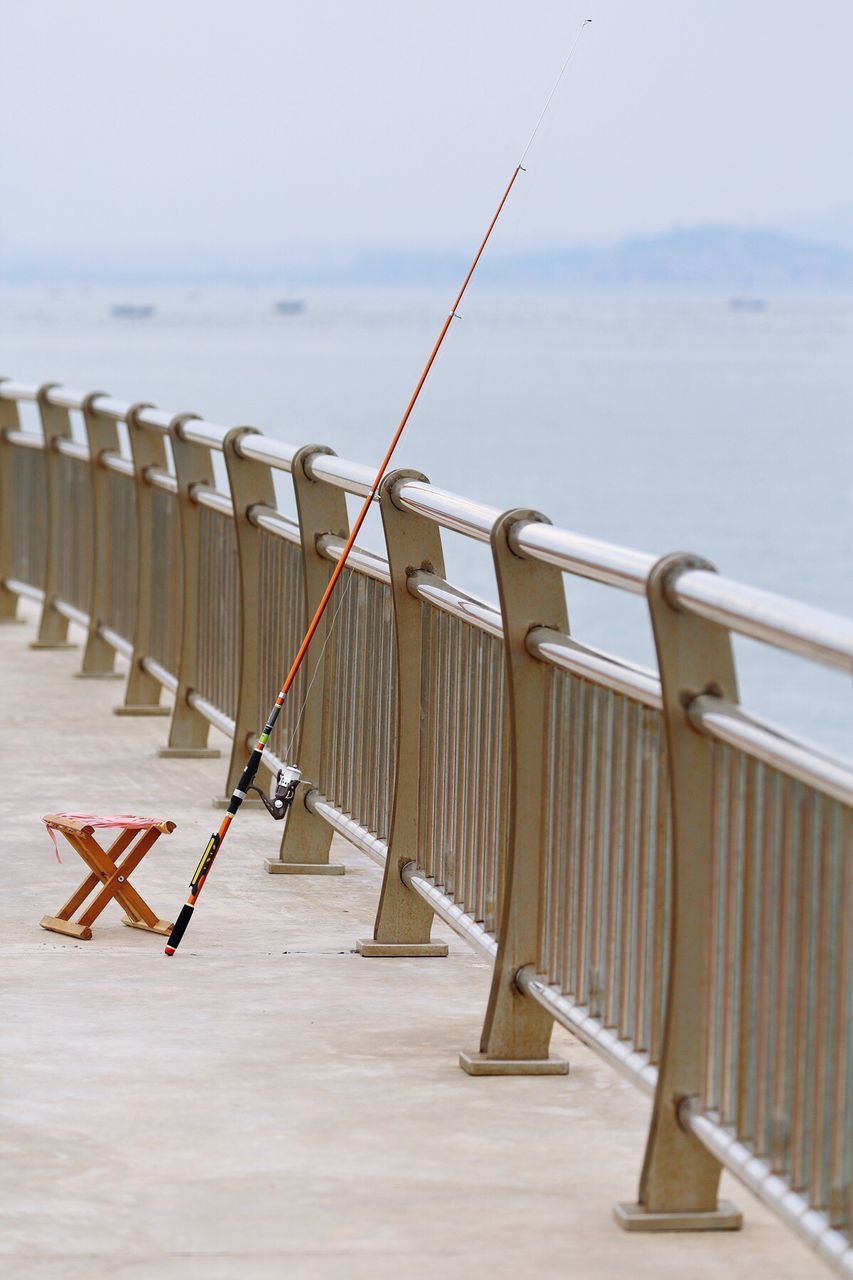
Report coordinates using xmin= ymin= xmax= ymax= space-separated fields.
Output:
xmin=1 ymin=375 xmax=850 ymax=1275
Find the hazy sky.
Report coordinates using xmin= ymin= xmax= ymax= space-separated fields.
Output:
xmin=3 ymin=0 xmax=852 ymax=253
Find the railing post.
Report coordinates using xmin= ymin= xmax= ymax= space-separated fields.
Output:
xmin=159 ymin=414 xmax=221 ymax=759
xmin=0 ymin=381 xmax=24 ymax=622
xmin=77 ymin=390 xmax=123 ymax=678
xmin=220 ymin=426 xmax=275 ymax=805
xmin=265 ymin=444 xmax=346 ymax=873
xmin=31 ymin=383 xmax=77 ymax=648
xmin=356 ymin=469 xmax=449 ymax=957
xmin=115 ymin=402 xmax=172 ymax=714
xmin=460 ymin=509 xmax=569 ymax=1073
xmin=615 ymin=551 xmax=742 ymax=1231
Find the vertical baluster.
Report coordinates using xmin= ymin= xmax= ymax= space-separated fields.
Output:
xmin=589 ymin=688 xmax=611 ymax=1021
xmin=789 ymin=789 xmax=817 ymax=1191
xmin=641 ymin=710 xmax=661 ymax=1057
xmin=458 ymin=625 xmax=473 ymax=912
xmin=159 ymin=413 xmax=222 ymax=759
xmin=364 ymin=578 xmax=375 ymax=824
xmin=718 ymin=747 xmax=740 ymax=1125
xmin=467 ymin=631 xmax=483 ymax=920
xmin=495 ymin=653 xmax=510 ymax=928
xmin=432 ymin=610 xmax=447 ymax=888
xmin=757 ymin=771 xmax=783 ymax=1160
xmin=471 ymin=629 xmax=491 ymax=921
xmin=420 ymin=607 xmax=437 ymax=880
xmin=481 ymin=640 xmax=494 ymax=931
xmin=619 ymin=703 xmax=639 ymax=1041
xmin=78 ymin=395 xmax=124 ymax=679
xmin=617 ymin=551 xmax=741 ymax=1231
xmin=384 ymin=582 xmax=395 ymax=832
xmin=462 ymin=508 xmax=570 ymax=1075
xmin=735 ymin=757 xmax=761 ymax=1145
xmin=808 ymin=798 xmax=832 ymax=1212
xmin=0 ymin=384 xmax=25 ymax=621
xmin=269 ymin=443 xmax=348 ymax=874
xmin=217 ymin=427 xmax=276 ymax=802
xmin=828 ymin=805 xmax=852 ymax=1231
xmin=632 ymin=703 xmax=653 ymax=1053
xmin=445 ymin=616 xmax=463 ymax=901
xmin=702 ymin=745 xmax=723 ymax=1115
xmin=647 ymin=720 xmax=669 ymax=1063
xmin=607 ymin=698 xmax=627 ymax=1031
xmin=573 ymin=682 xmax=595 ymax=1005
xmin=770 ymin=778 xmax=798 ymax=1178
xmin=550 ymin=674 xmax=569 ymax=986
xmin=28 ymin=386 xmax=78 ymax=648
xmin=358 ymin=469 xmax=448 ymax=957
xmin=346 ymin=573 xmax=363 ymax=818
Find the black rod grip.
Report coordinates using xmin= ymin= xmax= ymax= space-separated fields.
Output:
xmin=164 ymin=903 xmax=194 ymax=956
xmin=236 ymin=749 xmax=264 ymax=795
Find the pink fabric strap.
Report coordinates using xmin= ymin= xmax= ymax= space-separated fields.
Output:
xmin=43 ymin=813 xmax=162 ymax=863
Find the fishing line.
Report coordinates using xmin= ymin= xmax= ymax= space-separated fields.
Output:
xmin=282 ymin=561 xmax=358 ymax=762
xmin=519 ymin=18 xmax=591 ymax=169
xmin=164 ymin=15 xmax=593 ymax=956
xmin=283 ymin=14 xmax=594 ymax=754
xmin=283 ymin=20 xmax=593 ymax=771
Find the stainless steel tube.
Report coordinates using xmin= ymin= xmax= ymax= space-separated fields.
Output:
xmin=394 ymin=479 xmax=499 ymax=541
xmin=669 ymin=569 xmax=853 ymax=674
xmin=235 ymin=434 xmax=298 ymax=472
xmin=177 ymin=418 xmax=229 ymax=450
xmin=510 ymin=521 xmax=655 ymax=593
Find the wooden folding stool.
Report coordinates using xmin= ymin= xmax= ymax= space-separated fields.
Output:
xmin=40 ymin=813 xmax=175 ymax=941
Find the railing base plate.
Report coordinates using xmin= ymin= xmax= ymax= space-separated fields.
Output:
xmin=613 ymin=1201 xmax=742 ymax=1232
xmin=459 ymin=1051 xmax=569 ymax=1077
xmin=30 ymin=640 xmax=76 ymax=649
xmin=158 ymin=746 xmax=221 ymax=759
xmin=265 ymin=859 xmax=345 ymax=876
xmin=114 ymin=704 xmax=171 ymax=717
xmin=357 ymin=938 xmax=448 ymax=957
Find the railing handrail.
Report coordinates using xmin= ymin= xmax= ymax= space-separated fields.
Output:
xmin=670 ymin=567 xmax=853 ymax=673
xmin=3 ymin=378 xmax=849 ymax=675
xmin=177 ymin=417 xmax=229 ymax=450
xmin=0 ymin=379 xmax=40 ymax=402
xmin=44 ymin=386 xmax=91 ymax=410
xmin=304 ymin=451 xmax=377 ymax=496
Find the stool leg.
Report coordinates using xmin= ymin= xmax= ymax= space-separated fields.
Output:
xmin=41 ymin=828 xmax=138 ymax=925
xmin=53 ymin=869 xmax=100 ymax=922
xmin=115 ymin=832 xmax=174 ymax=935
xmin=40 ymin=826 xmax=174 ymax=940
xmin=77 ymin=829 xmax=162 ymax=930
xmin=39 ymin=830 xmax=130 ymax=940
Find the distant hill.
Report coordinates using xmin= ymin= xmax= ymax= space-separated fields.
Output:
xmin=348 ymin=226 xmax=853 ymax=290
xmin=3 ymin=225 xmax=853 ymax=289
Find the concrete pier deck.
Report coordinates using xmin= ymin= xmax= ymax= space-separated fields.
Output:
xmin=1 ymin=606 xmax=825 ymax=1279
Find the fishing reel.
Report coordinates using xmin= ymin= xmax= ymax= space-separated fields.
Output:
xmin=247 ymin=764 xmax=301 ymax=820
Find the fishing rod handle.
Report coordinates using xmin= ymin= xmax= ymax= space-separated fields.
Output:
xmin=164 ymin=903 xmax=194 ymax=956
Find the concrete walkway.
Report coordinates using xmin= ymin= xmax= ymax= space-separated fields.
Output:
xmin=1 ymin=605 xmax=825 ymax=1280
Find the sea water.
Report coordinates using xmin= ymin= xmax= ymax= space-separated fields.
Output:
xmin=1 ymin=285 xmax=850 ymax=756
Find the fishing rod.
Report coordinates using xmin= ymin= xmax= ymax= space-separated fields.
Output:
xmin=165 ymin=17 xmax=592 ymax=956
